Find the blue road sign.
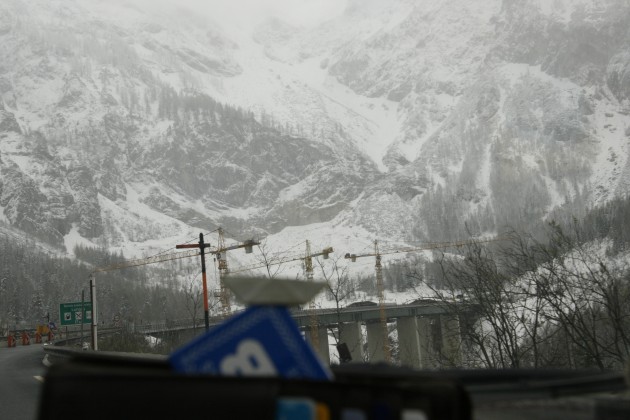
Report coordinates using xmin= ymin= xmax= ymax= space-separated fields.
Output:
xmin=169 ymin=306 xmax=332 ymax=381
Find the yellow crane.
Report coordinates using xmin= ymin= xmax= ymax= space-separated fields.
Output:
xmin=213 ymin=228 xmax=260 ymax=316
xmin=304 ymin=240 xmax=333 ymax=349
xmin=91 ymin=229 xmax=258 ymax=337
xmin=178 ymin=228 xmax=260 ymax=321
xmin=229 ymin=241 xmax=332 ymax=302
xmin=344 ymin=236 xmax=508 ymax=363
xmin=87 ymin=234 xmax=323 ymax=346
xmin=229 ymin=240 xmax=333 ymax=350
xmin=229 ymin=242 xmax=333 ymax=278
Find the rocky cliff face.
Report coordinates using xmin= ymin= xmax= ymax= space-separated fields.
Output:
xmin=300 ymin=0 xmax=630 ymax=240
xmin=0 ymin=0 xmax=628 ymax=253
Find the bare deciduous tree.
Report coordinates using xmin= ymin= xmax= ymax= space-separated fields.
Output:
xmin=254 ymin=239 xmax=292 ymax=279
xmin=316 ymin=256 xmax=374 ymax=362
xmin=183 ymin=274 xmax=203 ymax=329
xmin=410 ymin=225 xmax=630 ymax=371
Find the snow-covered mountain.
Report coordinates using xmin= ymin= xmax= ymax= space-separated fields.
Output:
xmin=0 ymin=0 xmax=629 ymax=271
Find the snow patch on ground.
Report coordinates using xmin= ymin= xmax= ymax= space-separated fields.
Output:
xmin=144 ymin=334 xmax=162 ymax=347
xmin=317 ymin=72 xmax=402 ymax=171
xmin=499 ymin=63 xmax=581 ymax=94
xmin=541 ymin=173 xmax=565 ymax=212
xmin=97 ymin=188 xmax=197 ymax=258
xmin=205 ymin=40 xmax=402 ymax=172
xmin=5 ymin=155 xmax=35 ymax=174
xmin=530 ymin=0 xmax=607 ymax=24
xmin=476 ymin=143 xmax=493 ymax=207
xmin=588 ymin=94 xmax=630 ymax=205
xmin=63 ymin=226 xmax=98 ymax=256
xmin=0 ymin=206 xmax=7 ymax=224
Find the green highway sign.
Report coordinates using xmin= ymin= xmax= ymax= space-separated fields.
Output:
xmin=59 ymin=301 xmax=93 ymax=326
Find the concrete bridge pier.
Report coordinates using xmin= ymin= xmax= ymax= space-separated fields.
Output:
xmin=440 ymin=314 xmax=462 ymax=366
xmin=417 ymin=316 xmax=435 ymax=368
xmin=338 ymin=322 xmax=364 ymax=363
xmin=366 ymin=321 xmax=387 ymax=363
xmin=396 ymin=316 xmax=421 ymax=368
xmin=305 ymin=325 xmax=330 ymax=365
xmin=397 ymin=316 xmax=439 ymax=369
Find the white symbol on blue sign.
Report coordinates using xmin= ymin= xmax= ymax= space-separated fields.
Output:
xmin=219 ymin=339 xmax=277 ymax=376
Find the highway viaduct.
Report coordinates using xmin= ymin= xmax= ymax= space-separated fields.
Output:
xmin=135 ymin=300 xmax=479 ymax=369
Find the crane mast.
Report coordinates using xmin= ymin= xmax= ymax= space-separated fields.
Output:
xmin=216 ymin=228 xmax=230 ymax=316
xmin=305 ymin=240 xmax=314 ymax=282
xmin=374 ymin=240 xmax=391 ymax=362
xmin=226 ymin=239 xmax=332 ymax=348
xmin=214 ymin=228 xmax=259 ymax=317
xmin=305 ymin=240 xmax=320 ymax=349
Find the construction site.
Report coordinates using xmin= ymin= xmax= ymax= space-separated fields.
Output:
xmin=84 ymin=228 xmax=504 ymax=366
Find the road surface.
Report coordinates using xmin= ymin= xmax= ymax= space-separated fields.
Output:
xmin=0 ymin=343 xmax=47 ymax=420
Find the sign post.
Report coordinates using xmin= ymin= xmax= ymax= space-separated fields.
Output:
xmin=90 ymin=276 xmax=98 ymax=351
xmin=80 ymin=290 xmax=85 ymax=347
xmin=176 ymin=233 xmax=212 ymax=332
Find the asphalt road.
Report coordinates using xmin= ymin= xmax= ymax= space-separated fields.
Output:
xmin=0 ymin=344 xmax=47 ymax=420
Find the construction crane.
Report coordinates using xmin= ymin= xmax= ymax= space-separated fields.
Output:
xmin=305 ymin=240 xmax=315 ymax=281
xmin=229 ymin=243 xmax=333 ymax=278
xmin=304 ymin=240 xmax=333 ymax=349
xmin=89 ymin=230 xmax=258 ymax=342
xmin=229 ymin=240 xmax=333 ymax=349
xmin=212 ymin=228 xmax=260 ymax=316
xmin=94 ymin=233 xmax=320 ymax=325
xmin=344 ymin=236 xmax=508 ymax=363
xmin=343 ymin=240 xmax=390 ymax=361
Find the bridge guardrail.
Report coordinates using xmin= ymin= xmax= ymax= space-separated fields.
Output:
xmin=135 ymin=301 xmax=480 ymax=334
xmin=42 ymin=345 xmax=82 ymax=366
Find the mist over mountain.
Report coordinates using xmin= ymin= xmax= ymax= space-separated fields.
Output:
xmin=0 ymin=0 xmax=629 ymax=260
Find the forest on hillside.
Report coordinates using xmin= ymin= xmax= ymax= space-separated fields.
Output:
xmin=1 ymin=194 xmax=629 ymax=369
xmin=0 ymin=232 xmax=205 ymax=333
xmin=380 ymin=195 xmax=630 ymax=370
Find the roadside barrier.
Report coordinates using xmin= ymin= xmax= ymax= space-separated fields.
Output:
xmin=21 ymin=331 xmax=30 ymax=345
xmin=7 ymin=334 xmax=16 ymax=348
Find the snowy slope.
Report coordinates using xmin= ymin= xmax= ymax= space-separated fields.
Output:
xmin=0 ymin=0 xmax=629 ymax=297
